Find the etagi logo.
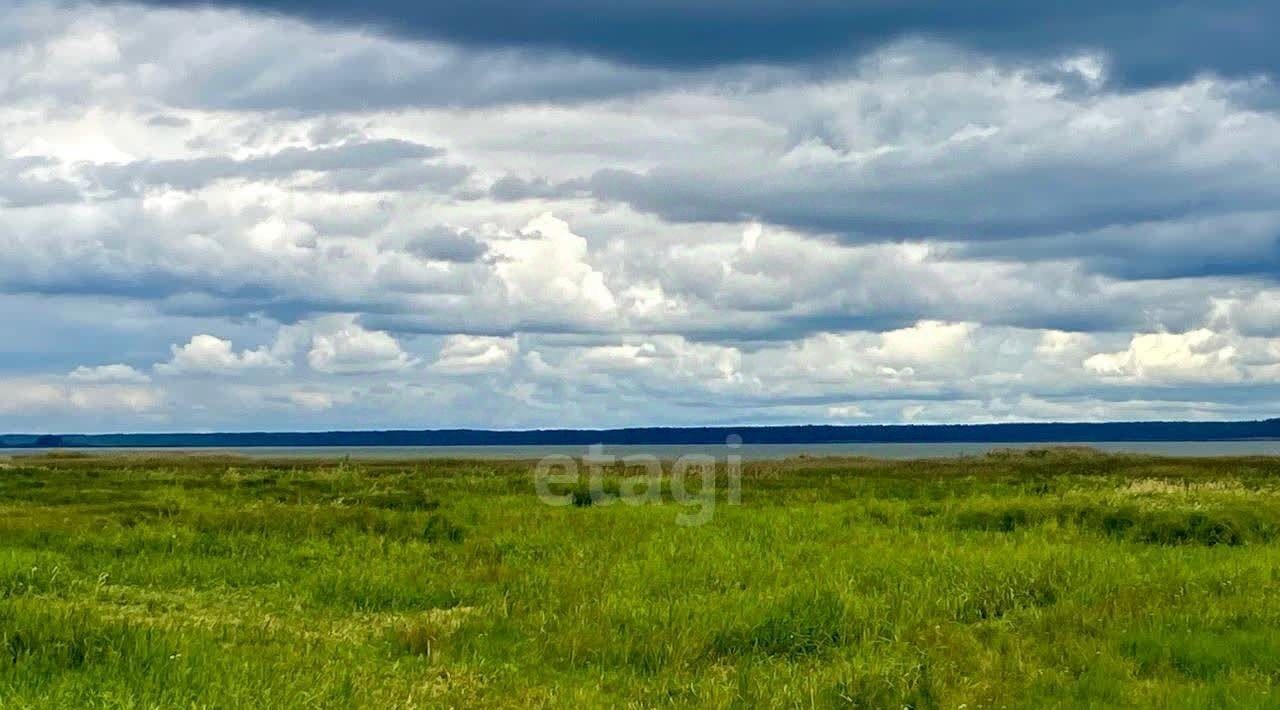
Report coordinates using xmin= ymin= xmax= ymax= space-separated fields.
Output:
xmin=534 ymin=436 xmax=744 ymax=526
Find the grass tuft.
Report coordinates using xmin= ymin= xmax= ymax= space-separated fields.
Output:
xmin=710 ymin=589 xmax=847 ymax=658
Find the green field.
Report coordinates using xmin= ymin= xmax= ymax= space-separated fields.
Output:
xmin=2 ymin=450 xmax=1280 ymax=708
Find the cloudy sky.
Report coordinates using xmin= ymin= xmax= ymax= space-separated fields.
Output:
xmin=4 ymin=0 xmax=1280 ymax=432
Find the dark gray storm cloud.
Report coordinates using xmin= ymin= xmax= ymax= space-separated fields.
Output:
xmin=0 ymin=156 xmax=82 ymax=207
xmin=87 ymin=139 xmax=446 ymax=194
xmin=129 ymin=0 xmax=1276 ymax=87
xmin=584 ymin=161 xmax=1278 ymax=243
xmin=951 ymin=212 xmax=1280 ymax=281
xmin=405 ymin=228 xmax=488 ymax=263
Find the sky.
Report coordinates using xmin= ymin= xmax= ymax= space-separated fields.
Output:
xmin=3 ymin=0 xmax=1280 ymax=432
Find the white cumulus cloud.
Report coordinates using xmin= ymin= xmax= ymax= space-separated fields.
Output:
xmin=156 ymin=335 xmax=287 ymax=375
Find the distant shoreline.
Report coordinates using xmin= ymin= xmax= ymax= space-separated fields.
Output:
xmin=4 ymin=419 xmax=1280 ymax=449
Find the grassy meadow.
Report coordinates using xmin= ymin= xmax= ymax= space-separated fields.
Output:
xmin=1 ymin=449 xmax=1280 ymax=707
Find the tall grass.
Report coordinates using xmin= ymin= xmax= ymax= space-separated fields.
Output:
xmin=0 ymin=450 xmax=1278 ymax=706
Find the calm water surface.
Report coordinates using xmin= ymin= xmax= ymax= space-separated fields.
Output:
xmin=5 ymin=441 xmax=1280 ymax=460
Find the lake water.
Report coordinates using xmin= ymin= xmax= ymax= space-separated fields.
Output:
xmin=4 ymin=441 xmax=1280 ymax=460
